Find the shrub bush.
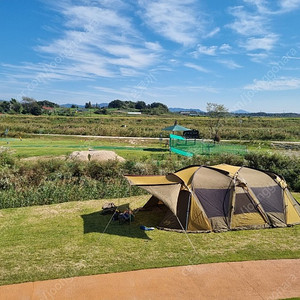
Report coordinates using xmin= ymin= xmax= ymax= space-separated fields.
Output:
xmin=0 ymin=151 xmax=299 ymax=209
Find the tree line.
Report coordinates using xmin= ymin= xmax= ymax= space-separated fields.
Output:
xmin=0 ymin=97 xmax=59 ymax=115
xmin=107 ymin=99 xmax=169 ymax=114
xmin=73 ymin=99 xmax=169 ymax=115
xmin=0 ymin=97 xmax=169 ymax=116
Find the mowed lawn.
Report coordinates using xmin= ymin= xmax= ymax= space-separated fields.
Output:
xmin=0 ymin=136 xmax=168 ymax=159
xmin=0 ymin=194 xmax=299 ymax=286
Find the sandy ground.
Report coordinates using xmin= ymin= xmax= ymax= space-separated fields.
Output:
xmin=68 ymin=150 xmax=125 ymax=162
xmin=1 ymin=259 xmax=299 ymax=300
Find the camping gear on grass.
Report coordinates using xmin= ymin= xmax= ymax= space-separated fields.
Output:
xmin=118 ymin=209 xmax=134 ymax=224
xmin=101 ymin=202 xmax=117 ymax=215
xmin=125 ymin=164 xmax=300 ymax=233
xmin=140 ymin=225 xmax=155 ymax=231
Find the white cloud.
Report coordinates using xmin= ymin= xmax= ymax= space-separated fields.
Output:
xmin=243 ymin=0 xmax=270 ymax=13
xmin=247 ymin=53 xmax=269 ymax=63
xmin=205 ymin=27 xmax=220 ymax=38
xmin=184 ymin=63 xmax=210 ymax=73
xmin=279 ymin=0 xmax=300 ymax=12
xmin=184 ymin=86 xmax=218 ymax=93
xmin=218 ymin=60 xmax=242 ymax=69
xmin=219 ymin=44 xmax=232 ymax=53
xmin=6 ymin=1 xmax=163 ymax=85
xmin=144 ymin=42 xmax=163 ymax=52
xmin=244 ymin=77 xmax=300 ymax=91
xmin=192 ymin=43 xmax=233 ymax=57
xmin=153 ymin=85 xmax=218 ymax=94
xmin=227 ymin=6 xmax=267 ymax=36
xmin=196 ymin=45 xmax=218 ymax=56
xmin=241 ymin=34 xmax=278 ymax=51
xmin=242 ymin=0 xmax=300 ymax=14
xmin=104 ymin=45 xmax=159 ymax=68
xmin=138 ymin=0 xmax=204 ymax=46
xmin=227 ymin=0 xmax=299 ymax=60
xmin=62 ymin=5 xmax=134 ymax=33
xmin=93 ymin=86 xmax=131 ymax=97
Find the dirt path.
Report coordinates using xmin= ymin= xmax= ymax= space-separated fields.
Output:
xmin=1 ymin=259 xmax=299 ymax=300
xmin=33 ymin=133 xmax=165 ymax=140
xmin=33 ymin=133 xmax=300 ymax=145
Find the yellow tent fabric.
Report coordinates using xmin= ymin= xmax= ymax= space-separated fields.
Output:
xmin=125 ymin=164 xmax=300 ymax=233
xmin=126 ymin=175 xmax=178 ymax=186
xmin=285 ymin=190 xmax=300 ymax=225
xmin=174 ymin=166 xmax=201 ymax=187
xmin=212 ymin=164 xmax=241 ymax=177
xmin=187 ymin=195 xmax=212 ymax=231
xmin=141 ymin=184 xmax=182 ymax=215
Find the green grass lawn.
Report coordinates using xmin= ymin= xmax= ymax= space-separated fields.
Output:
xmin=1 ymin=134 xmax=298 ymax=162
xmin=0 ymin=193 xmax=299 ymax=286
xmin=0 ymin=135 xmax=169 ymax=159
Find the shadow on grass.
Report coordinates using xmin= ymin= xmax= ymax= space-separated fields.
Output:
xmin=81 ymin=203 xmax=165 ymax=240
xmin=143 ymin=148 xmax=168 ymax=152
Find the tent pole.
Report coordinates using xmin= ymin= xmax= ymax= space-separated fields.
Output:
xmin=185 ymin=193 xmax=191 ymax=231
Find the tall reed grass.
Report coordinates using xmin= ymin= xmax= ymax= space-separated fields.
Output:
xmin=1 ymin=115 xmax=299 ymax=140
xmin=0 ymin=150 xmax=299 ymax=209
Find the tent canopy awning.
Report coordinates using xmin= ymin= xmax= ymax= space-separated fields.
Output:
xmin=162 ymin=124 xmax=191 ymax=132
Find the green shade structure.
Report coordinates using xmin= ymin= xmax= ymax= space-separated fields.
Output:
xmin=162 ymin=121 xmax=191 ymax=132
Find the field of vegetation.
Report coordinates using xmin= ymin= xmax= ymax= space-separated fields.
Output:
xmin=0 ymin=112 xmax=299 ymax=287
xmin=1 ymin=114 xmax=300 ymax=140
xmin=1 ymin=113 xmax=299 ymax=209
xmin=1 ymin=148 xmax=300 ymax=209
xmin=0 ymin=194 xmax=299 ymax=286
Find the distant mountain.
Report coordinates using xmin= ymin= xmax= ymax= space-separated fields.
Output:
xmin=169 ymin=107 xmax=205 ymax=113
xmin=231 ymin=110 xmax=250 ymax=114
xmin=61 ymin=104 xmax=84 ymax=108
xmin=98 ymin=103 xmax=109 ymax=108
xmin=61 ymin=103 xmax=109 ymax=108
xmin=248 ymin=112 xmax=300 ymax=117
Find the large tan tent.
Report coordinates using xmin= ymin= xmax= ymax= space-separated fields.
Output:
xmin=125 ymin=164 xmax=300 ymax=232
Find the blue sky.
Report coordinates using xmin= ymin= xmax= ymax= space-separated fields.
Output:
xmin=1 ymin=0 xmax=300 ymax=112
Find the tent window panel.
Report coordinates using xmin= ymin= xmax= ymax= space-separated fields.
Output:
xmin=252 ymin=185 xmax=284 ymax=213
xmin=234 ymin=193 xmax=258 ymax=215
xmin=194 ymin=188 xmax=230 ymax=218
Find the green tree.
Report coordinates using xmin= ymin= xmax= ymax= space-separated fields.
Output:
xmin=206 ymin=103 xmax=229 ymax=142
xmin=135 ymin=101 xmax=146 ymax=110
xmin=37 ymin=100 xmax=59 ymax=108
xmin=10 ymin=98 xmax=22 ymax=113
xmin=0 ymin=101 xmax=10 ymax=113
xmin=124 ymin=101 xmax=136 ymax=109
xmin=22 ymin=97 xmax=42 ymax=115
xmin=108 ymin=99 xmax=124 ymax=109
xmin=85 ymin=101 xmax=92 ymax=109
xmin=149 ymin=102 xmax=169 ymax=114
xmin=31 ymin=103 xmax=42 ymax=115
xmin=94 ymin=108 xmax=108 ymax=115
